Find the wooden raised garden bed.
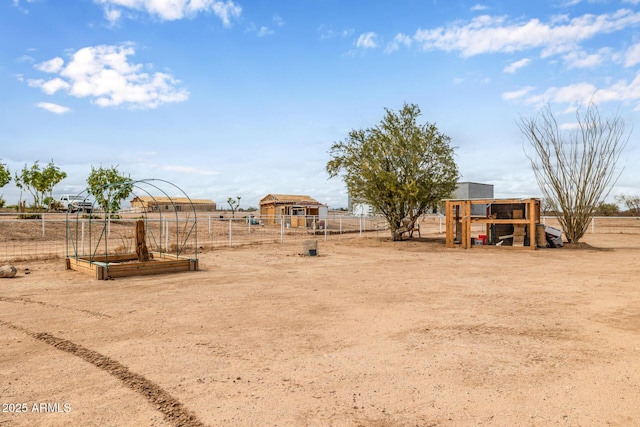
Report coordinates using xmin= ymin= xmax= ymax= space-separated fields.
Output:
xmin=66 ymin=252 xmax=198 ymax=280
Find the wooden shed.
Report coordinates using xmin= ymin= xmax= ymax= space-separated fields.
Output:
xmin=445 ymin=198 xmax=541 ymax=250
xmin=130 ymin=196 xmax=216 ymax=213
xmin=259 ymin=194 xmax=327 ymax=227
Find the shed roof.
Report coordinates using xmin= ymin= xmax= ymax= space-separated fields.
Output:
xmin=131 ymin=196 xmax=215 ymax=205
xmin=259 ymin=194 xmax=323 ymax=206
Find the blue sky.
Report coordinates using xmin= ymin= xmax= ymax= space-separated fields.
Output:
xmin=1 ymin=0 xmax=639 ymax=209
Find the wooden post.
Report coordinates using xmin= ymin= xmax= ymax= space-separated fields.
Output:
xmin=445 ymin=200 xmax=454 ymax=248
xmin=529 ymin=199 xmax=538 ymax=249
xmin=135 ymin=220 xmax=150 ymax=262
xmin=462 ymin=200 xmax=471 ymax=249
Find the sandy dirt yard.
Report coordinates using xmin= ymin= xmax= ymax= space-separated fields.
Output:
xmin=1 ymin=232 xmax=639 ymax=426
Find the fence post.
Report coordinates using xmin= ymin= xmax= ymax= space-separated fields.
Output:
xmin=229 ymin=218 xmax=233 ymax=247
xmin=359 ymin=215 xmax=363 ymax=237
xmin=280 ymin=215 xmax=284 ymax=243
xmin=165 ymin=221 xmax=169 ymax=252
xmin=339 ymin=216 xmax=342 ymax=234
xmin=324 ymin=219 xmax=328 ymax=241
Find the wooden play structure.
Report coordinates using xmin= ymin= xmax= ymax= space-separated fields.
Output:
xmin=445 ymin=198 xmax=542 ymax=250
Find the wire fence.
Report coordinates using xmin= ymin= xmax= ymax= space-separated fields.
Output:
xmin=1 ymin=212 xmax=639 ymax=262
xmin=0 ymin=212 xmax=389 ymax=262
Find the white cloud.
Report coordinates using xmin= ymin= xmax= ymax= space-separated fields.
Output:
xmin=94 ymin=0 xmax=242 ymax=26
xmin=504 ymin=58 xmax=531 ymax=73
xmin=211 ymin=0 xmax=242 ymax=26
xmin=508 ymin=75 xmax=640 ymax=108
xmin=384 ymin=33 xmax=412 ymax=54
xmin=452 ymin=72 xmax=490 ymax=85
xmin=12 ymin=0 xmax=35 ymax=13
xmin=103 ymin=6 xmax=122 ymax=26
xmin=40 ymin=77 xmax=71 ymax=95
xmin=27 ymin=44 xmax=189 ymax=109
xmin=413 ymin=9 xmax=640 ymax=58
xmin=36 ymin=102 xmax=71 ymax=114
xmin=35 ymin=57 xmax=64 ymax=73
xmin=519 ymin=82 xmax=598 ymax=107
xmin=318 ymin=25 xmax=353 ymax=41
xmin=17 ymin=55 xmax=35 ymax=63
xmin=257 ymin=26 xmax=274 ymax=37
xmin=356 ymin=32 xmax=378 ymax=49
xmin=502 ymin=86 xmax=536 ymax=101
xmin=624 ymin=42 xmax=640 ymax=67
xmin=562 ymin=49 xmax=608 ymax=68
xmin=471 ymin=4 xmax=488 ymax=12
xmin=561 ymin=0 xmax=583 ymax=6
xmin=273 ymin=14 xmax=284 ymax=27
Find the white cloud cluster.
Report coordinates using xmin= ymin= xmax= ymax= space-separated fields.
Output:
xmin=471 ymin=4 xmax=489 ymax=12
xmin=356 ymin=32 xmax=378 ymax=49
xmin=245 ymin=14 xmax=283 ymax=37
xmin=359 ymin=8 xmax=640 ymax=70
xmin=257 ymin=26 xmax=274 ymax=37
xmin=36 ymin=102 xmax=71 ymax=114
xmin=27 ymin=44 xmax=189 ymax=110
xmin=502 ymin=73 xmax=640 ymax=108
xmin=318 ymin=25 xmax=353 ymax=41
xmin=384 ymin=33 xmax=412 ymax=54
xmin=504 ymin=58 xmax=531 ymax=73
xmin=413 ymin=9 xmax=640 ymax=57
xmin=344 ymin=7 xmax=640 ymax=109
xmin=94 ymin=0 xmax=242 ymax=26
xmin=562 ymin=48 xmax=611 ymax=69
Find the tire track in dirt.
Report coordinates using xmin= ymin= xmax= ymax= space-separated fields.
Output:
xmin=0 ymin=296 xmax=111 ymax=319
xmin=0 ymin=319 xmax=206 ymax=427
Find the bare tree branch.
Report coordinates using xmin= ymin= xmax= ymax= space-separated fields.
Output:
xmin=519 ymin=101 xmax=629 ymax=243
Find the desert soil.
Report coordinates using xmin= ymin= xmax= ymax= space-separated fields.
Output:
xmin=1 ymin=232 xmax=639 ymax=426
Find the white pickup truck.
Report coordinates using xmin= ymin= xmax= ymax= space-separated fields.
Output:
xmin=59 ymin=194 xmax=93 ymax=213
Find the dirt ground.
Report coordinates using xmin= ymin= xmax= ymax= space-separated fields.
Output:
xmin=1 ymin=231 xmax=639 ymax=426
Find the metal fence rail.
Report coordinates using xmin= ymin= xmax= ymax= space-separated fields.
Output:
xmin=1 ymin=212 xmax=639 ymax=262
xmin=0 ymin=213 xmax=390 ymax=262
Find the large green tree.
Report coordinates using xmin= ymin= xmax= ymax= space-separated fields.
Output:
xmin=0 ymin=160 xmax=10 ymax=188
xmin=327 ymin=103 xmax=459 ymax=241
xmin=86 ymin=165 xmax=133 ymax=216
xmin=14 ymin=160 xmax=67 ymax=211
xmin=0 ymin=159 xmax=10 ymax=208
